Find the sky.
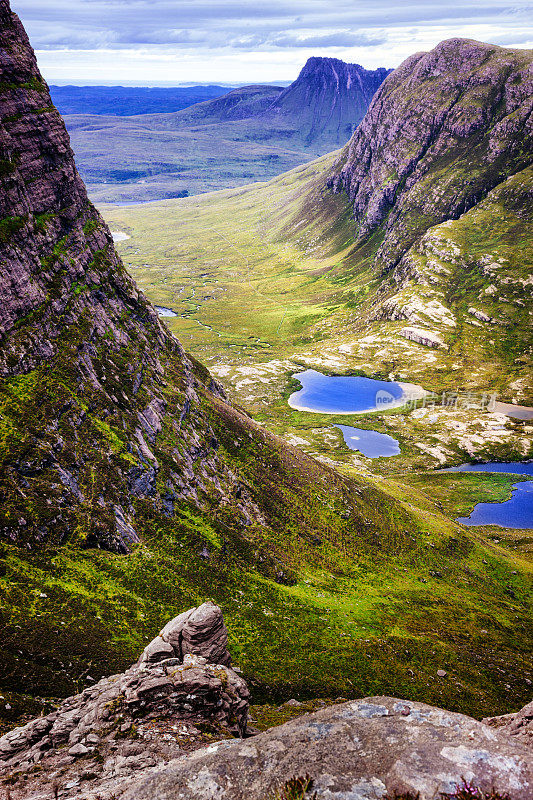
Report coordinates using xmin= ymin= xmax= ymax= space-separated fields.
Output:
xmin=12 ymin=0 xmax=533 ymax=86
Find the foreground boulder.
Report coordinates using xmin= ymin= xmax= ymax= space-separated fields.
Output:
xmin=0 ymin=604 xmax=248 ymax=798
xmin=107 ymin=697 xmax=532 ymax=800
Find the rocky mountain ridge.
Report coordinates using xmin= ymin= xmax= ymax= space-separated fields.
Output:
xmin=328 ymin=38 xmax=532 ymax=269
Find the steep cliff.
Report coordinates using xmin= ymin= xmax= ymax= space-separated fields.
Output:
xmin=328 ymin=38 xmax=532 ymax=270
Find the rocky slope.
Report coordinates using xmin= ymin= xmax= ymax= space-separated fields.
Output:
xmin=162 ymin=84 xmax=284 ymax=124
xmin=329 ymin=38 xmax=532 ymax=267
xmin=323 ymin=39 xmax=533 ymax=396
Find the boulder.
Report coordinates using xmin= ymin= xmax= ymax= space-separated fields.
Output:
xmin=139 ymin=601 xmax=231 ymax=666
xmin=114 ymin=697 xmax=533 ymax=800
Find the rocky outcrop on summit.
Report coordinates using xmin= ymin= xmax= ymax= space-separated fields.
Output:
xmin=329 ymin=38 xmax=533 ymax=269
xmin=0 ymin=605 xmax=249 ymax=797
xmin=139 ymin=601 xmax=232 ymax=667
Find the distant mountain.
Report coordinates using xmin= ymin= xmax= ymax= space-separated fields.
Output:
xmin=168 ymin=84 xmax=284 ymax=123
xmin=62 ymin=57 xmax=390 ymax=203
xmin=135 ymin=58 xmax=391 ymax=146
xmin=265 ymin=57 xmax=391 ymax=145
xmin=49 ymin=85 xmax=233 ymax=116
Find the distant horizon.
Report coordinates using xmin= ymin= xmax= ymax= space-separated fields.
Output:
xmin=48 ymin=80 xmax=287 ymax=88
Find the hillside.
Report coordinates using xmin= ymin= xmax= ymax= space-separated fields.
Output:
xmin=0 ymin=0 xmax=532 ymax=740
xmin=63 ymin=57 xmax=390 ymax=202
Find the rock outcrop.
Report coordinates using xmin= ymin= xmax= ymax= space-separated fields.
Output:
xmin=483 ymin=699 xmax=533 ymax=748
xmin=0 ymin=605 xmax=248 ymax=796
xmin=139 ymin=601 xmax=232 ymax=667
xmin=3 ymin=678 xmax=533 ymax=800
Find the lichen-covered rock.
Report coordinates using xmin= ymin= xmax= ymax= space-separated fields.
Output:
xmin=110 ymin=697 xmax=533 ymax=800
xmin=400 ymin=326 xmax=447 ymax=349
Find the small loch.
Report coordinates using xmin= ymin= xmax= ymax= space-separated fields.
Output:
xmin=448 ymin=462 xmax=533 ymax=529
xmin=155 ymin=305 xmax=178 ymax=317
xmin=288 ymin=369 xmax=424 ymax=414
xmin=110 ymin=231 xmax=130 ymax=243
xmin=333 ymin=425 xmax=401 ymax=458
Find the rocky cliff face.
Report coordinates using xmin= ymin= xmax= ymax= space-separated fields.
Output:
xmin=0 ymin=0 xmax=362 ymax=553
xmin=267 ymin=57 xmax=391 ymax=145
xmin=329 ymin=38 xmax=532 ymax=269
xmin=324 ymin=39 xmax=532 ymax=395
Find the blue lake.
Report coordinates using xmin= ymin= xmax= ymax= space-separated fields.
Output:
xmin=334 ymin=425 xmax=401 ymax=458
xmin=155 ymin=305 xmax=178 ymax=317
xmin=288 ymin=369 xmax=413 ymax=414
xmin=448 ymin=462 xmax=533 ymax=529
xmin=445 ymin=461 xmax=533 ymax=476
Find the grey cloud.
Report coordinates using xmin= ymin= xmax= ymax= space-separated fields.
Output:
xmin=12 ymin=0 xmax=531 ymax=53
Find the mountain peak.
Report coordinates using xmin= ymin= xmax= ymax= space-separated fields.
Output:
xmin=267 ymin=55 xmax=392 ymax=146
xmin=297 ymin=55 xmax=390 ymax=83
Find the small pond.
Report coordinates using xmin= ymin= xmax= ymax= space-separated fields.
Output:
xmin=110 ymin=231 xmax=130 ymax=243
xmin=333 ymin=425 xmax=400 ymax=458
xmin=155 ymin=305 xmax=178 ymax=317
xmin=447 ymin=462 xmax=533 ymax=529
xmin=288 ymin=369 xmax=423 ymax=414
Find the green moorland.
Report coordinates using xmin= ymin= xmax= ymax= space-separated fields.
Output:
xmin=102 ymin=156 xmax=533 ymax=472
xmin=1 ymin=462 xmax=532 ymax=734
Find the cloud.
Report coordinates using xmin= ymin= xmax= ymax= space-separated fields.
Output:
xmin=270 ymin=31 xmax=387 ymax=48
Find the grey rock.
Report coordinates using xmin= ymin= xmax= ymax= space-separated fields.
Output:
xmin=483 ymin=699 xmax=533 ymax=748
xmin=139 ymin=635 xmax=174 ymax=664
xmin=329 ymin=38 xmax=532 ymax=272
xmin=116 ymin=697 xmax=533 ymax=800
xmin=68 ymin=743 xmax=89 ymax=756
xmin=140 ymin=601 xmax=231 ymax=666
